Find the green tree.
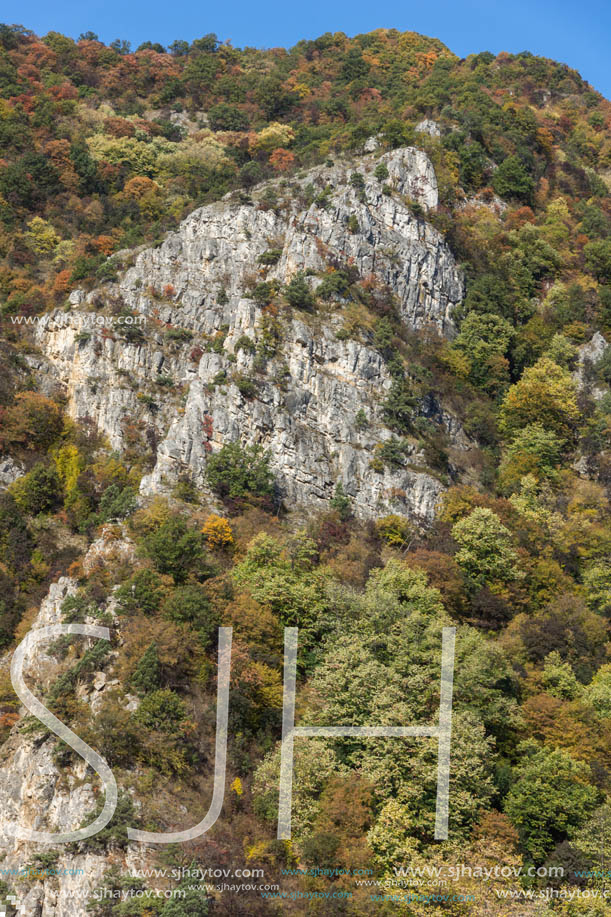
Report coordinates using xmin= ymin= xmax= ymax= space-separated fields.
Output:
xmin=367 ymin=800 xmax=420 ymax=868
xmin=545 ymin=333 xmax=578 ymax=370
xmin=457 ymin=141 xmax=487 ymax=191
xmin=78 ymin=792 xmax=136 ymax=853
xmin=285 ymin=272 xmax=315 ymax=310
xmin=341 ymin=49 xmax=369 ymax=82
xmin=504 ymin=742 xmax=598 ymax=862
xmin=205 ymin=442 xmax=275 ymax=502
xmin=208 ymin=102 xmax=248 ymax=132
xmin=136 ymin=40 xmax=166 ymax=53
xmin=168 ymin=39 xmax=189 ymax=56
xmin=354 ymin=408 xmax=367 ymax=430
xmin=233 ymin=533 xmax=329 ymax=633
xmin=461 ymin=273 xmax=514 ymax=320
xmin=330 ymin=482 xmax=352 ymax=521
xmin=130 ymin=643 xmax=161 ymax=695
xmin=141 ymin=517 xmax=204 ymax=583
xmin=0 ymin=493 xmax=31 ymax=576
xmin=255 ymin=76 xmax=295 ymax=119
xmin=541 ymin=651 xmax=582 ymax=700
xmin=498 ymin=358 xmax=580 ymax=441
xmin=381 ymin=119 xmax=413 ymax=149
xmin=239 ymin=161 xmax=264 ymax=187
xmin=374 ymin=162 xmax=389 ymax=181
xmin=492 ymin=155 xmax=534 ymax=202
xmin=255 ymin=560 xmax=516 ymax=852
xmin=584 ymin=240 xmax=611 ymax=283
xmin=136 ymin=688 xmax=186 ymax=734
xmin=162 ymin=584 xmax=218 ymax=647
xmin=160 ymin=878 xmax=209 ymax=916
xmin=382 ymin=376 xmax=416 ymax=434
xmin=95 ymin=484 xmax=137 ymax=523
xmin=0 ymin=152 xmax=62 ymax=208
xmin=452 ymin=507 xmax=521 ymax=587
xmin=191 ymin=33 xmax=219 ymax=52
xmin=582 ymin=562 xmax=611 ymax=615
xmin=251 ymin=280 xmax=276 ymax=305
xmin=109 ymin=38 xmax=131 ymax=55
xmin=453 ymin=312 xmax=514 ymax=394
xmin=570 ymin=805 xmax=611 ymax=885
xmin=115 ymin=568 xmax=164 ymax=615
xmin=10 ymin=463 xmax=61 ymax=514
xmin=498 ymin=423 xmax=565 ymax=491
xmin=583 ymin=665 xmax=611 ymax=718
xmin=318 ymin=270 xmax=352 ymax=301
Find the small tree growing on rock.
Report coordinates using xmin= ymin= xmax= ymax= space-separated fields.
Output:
xmin=206 ymin=442 xmax=275 ymax=504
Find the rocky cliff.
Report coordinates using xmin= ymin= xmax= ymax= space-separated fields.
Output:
xmin=33 ymin=146 xmax=465 ymax=523
xmin=0 ymin=143 xmax=472 ymax=915
xmin=0 ymin=533 xmax=146 ymax=917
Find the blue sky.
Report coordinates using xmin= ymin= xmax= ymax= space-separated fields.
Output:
xmin=5 ymin=0 xmax=611 ymax=99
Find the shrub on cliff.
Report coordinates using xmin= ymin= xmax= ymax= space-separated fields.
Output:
xmin=492 ymin=154 xmax=535 ymax=202
xmin=141 ymin=517 xmax=206 ymax=583
xmin=205 ymin=442 xmax=275 ymax=503
xmin=285 ymin=272 xmax=315 ymax=310
xmin=0 ymin=393 xmax=63 ymax=453
xmin=10 ymin=463 xmax=62 ymax=515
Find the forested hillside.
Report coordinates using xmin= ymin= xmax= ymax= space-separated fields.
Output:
xmin=0 ymin=22 xmax=610 ymax=916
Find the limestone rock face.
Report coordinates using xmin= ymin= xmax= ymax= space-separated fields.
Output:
xmin=415 ymin=118 xmax=441 ymax=138
xmin=578 ymin=331 xmax=608 ymax=367
xmin=138 ymin=311 xmax=451 ymax=521
xmin=115 ymin=145 xmax=455 ymax=332
xmin=363 ymin=135 xmax=381 ymax=153
xmin=0 ymin=578 xmax=107 ymax=917
xmin=0 ymin=537 xmax=147 ymax=917
xmin=574 ymin=332 xmax=608 ymax=400
xmin=34 ymin=146 xmax=465 ymax=523
xmin=0 ymin=455 xmax=24 ymax=489
xmin=1 ymin=148 xmax=469 ymax=915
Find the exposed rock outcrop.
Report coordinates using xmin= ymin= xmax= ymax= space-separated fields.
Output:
xmin=0 ymin=534 xmax=146 ymax=917
xmin=0 ymin=456 xmax=24 ymax=490
xmin=5 ymin=146 xmax=469 ymax=915
xmin=0 ymin=578 xmax=107 ymax=916
xmin=415 ymin=118 xmax=441 ymax=138
xmin=33 ymin=146 xmax=465 ymax=523
xmin=574 ymin=331 xmax=608 ymax=400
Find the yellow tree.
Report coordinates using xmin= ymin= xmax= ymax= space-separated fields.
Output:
xmin=499 ymin=357 xmax=580 ymax=441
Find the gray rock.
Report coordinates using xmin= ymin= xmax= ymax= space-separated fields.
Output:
xmin=35 ymin=146 xmax=466 ymax=524
xmin=0 ymin=532 xmax=147 ymax=916
xmin=0 ymin=150 xmax=474 ymax=914
xmin=574 ymin=332 xmax=609 ymax=400
xmin=415 ymin=119 xmax=441 ymax=138
xmin=0 ymin=456 xmax=24 ymax=489
xmin=578 ymin=331 xmax=608 ymax=367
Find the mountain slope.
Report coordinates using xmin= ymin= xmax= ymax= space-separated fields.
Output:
xmin=34 ymin=145 xmax=464 ymax=521
xmin=0 ymin=24 xmax=609 ymax=917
